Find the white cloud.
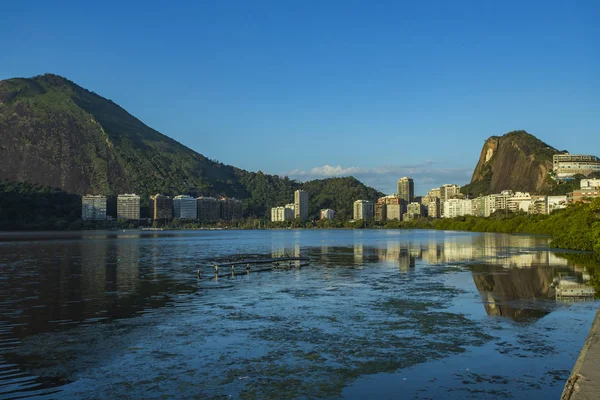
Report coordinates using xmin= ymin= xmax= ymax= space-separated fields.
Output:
xmin=284 ymin=162 xmax=473 ymax=195
xmin=288 ymin=165 xmax=365 ymax=177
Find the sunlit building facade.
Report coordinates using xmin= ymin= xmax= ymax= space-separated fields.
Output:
xmin=117 ymin=194 xmax=140 ymax=220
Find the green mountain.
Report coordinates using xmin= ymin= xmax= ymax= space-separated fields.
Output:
xmin=0 ymin=74 xmax=382 ymax=219
xmin=461 ymin=130 xmax=560 ymax=196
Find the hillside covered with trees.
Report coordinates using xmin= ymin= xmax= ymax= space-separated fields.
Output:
xmin=0 ymin=180 xmax=81 ymax=230
xmin=0 ymin=74 xmax=382 ymax=219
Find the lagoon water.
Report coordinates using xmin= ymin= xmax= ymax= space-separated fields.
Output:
xmin=0 ymin=229 xmax=598 ymax=399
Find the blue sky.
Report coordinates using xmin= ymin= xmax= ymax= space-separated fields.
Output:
xmin=2 ymin=0 xmax=599 ymax=194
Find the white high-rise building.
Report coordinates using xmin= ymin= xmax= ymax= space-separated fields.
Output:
xmin=320 ymin=209 xmax=335 ymax=220
xmin=443 ymin=199 xmax=473 ymax=218
xmin=507 ymin=192 xmax=532 ymax=213
xmin=271 ymin=206 xmax=294 ymax=222
xmin=82 ymin=195 xmax=107 ymax=221
xmin=173 ymin=195 xmax=197 ymax=219
xmin=271 ymin=207 xmax=284 ymax=222
xmin=440 ymin=184 xmax=461 ymax=216
xmin=294 ymin=190 xmax=308 ymax=220
xmin=353 ymin=200 xmax=374 ymax=220
xmin=117 ymin=194 xmax=140 ymax=220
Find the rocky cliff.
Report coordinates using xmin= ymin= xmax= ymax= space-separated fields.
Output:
xmin=461 ymin=130 xmax=559 ymax=196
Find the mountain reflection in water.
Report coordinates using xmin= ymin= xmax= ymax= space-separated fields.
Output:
xmin=0 ymin=229 xmax=598 ymax=399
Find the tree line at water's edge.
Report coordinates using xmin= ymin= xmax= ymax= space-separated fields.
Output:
xmin=3 ymin=179 xmax=600 ymax=296
xmin=2 ymin=179 xmax=600 ymax=251
xmin=0 ymin=178 xmax=382 ymax=230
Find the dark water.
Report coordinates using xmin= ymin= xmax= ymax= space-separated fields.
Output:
xmin=0 ymin=229 xmax=597 ymax=399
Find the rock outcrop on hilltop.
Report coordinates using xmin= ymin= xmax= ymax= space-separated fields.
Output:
xmin=461 ymin=130 xmax=560 ymax=196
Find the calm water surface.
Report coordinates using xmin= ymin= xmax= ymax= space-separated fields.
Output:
xmin=0 ymin=229 xmax=598 ymax=399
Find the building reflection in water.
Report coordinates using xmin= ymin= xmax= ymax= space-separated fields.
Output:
xmin=375 ymin=242 xmax=417 ymax=273
xmin=11 ymin=231 xmax=589 ymax=334
xmin=270 ymin=234 xmax=596 ymax=318
xmin=339 ymin=233 xmax=596 ymax=321
xmin=112 ymin=242 xmax=141 ymax=296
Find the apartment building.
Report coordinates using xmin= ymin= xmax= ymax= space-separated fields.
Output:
xmin=82 ymin=195 xmax=107 ymax=221
xmin=294 ymin=190 xmax=308 ymax=220
xmin=271 ymin=206 xmax=294 ymax=222
xmin=426 ymin=196 xmax=441 ymax=218
xmin=375 ymin=203 xmax=387 ymax=221
xmin=117 ymin=194 xmax=140 ymax=220
xmin=173 ymin=195 xmax=197 ymax=219
xmin=553 ymin=154 xmax=600 ymax=179
xmin=353 ymin=200 xmax=374 ymax=220
xmin=581 ymin=179 xmax=600 ymax=189
xmin=507 ymin=192 xmax=532 ymax=213
xmin=406 ymin=202 xmax=423 ymax=219
xmin=547 ymin=195 xmax=567 ymax=213
xmin=197 ymin=197 xmax=219 ymax=223
xmin=376 ymin=195 xmax=403 ymax=221
xmin=320 ymin=209 xmax=335 ymax=220
xmin=567 ymin=189 xmax=600 ymax=204
xmin=440 ymin=184 xmax=461 ymax=216
xmin=219 ymin=198 xmax=243 ymax=221
xmin=150 ymin=194 xmax=173 ymax=221
xmin=397 ymin=177 xmax=415 ymax=204
xmin=443 ymin=198 xmax=473 ymax=218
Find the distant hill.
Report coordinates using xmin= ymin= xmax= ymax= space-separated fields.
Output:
xmin=0 ymin=74 xmax=382 ymax=218
xmin=461 ymin=130 xmax=560 ymax=196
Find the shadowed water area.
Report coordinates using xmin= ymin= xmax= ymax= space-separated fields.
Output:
xmin=0 ymin=229 xmax=598 ymax=399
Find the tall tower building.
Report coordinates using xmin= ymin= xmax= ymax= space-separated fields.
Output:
xmin=294 ymin=190 xmax=308 ymax=220
xmin=397 ymin=177 xmax=415 ymax=204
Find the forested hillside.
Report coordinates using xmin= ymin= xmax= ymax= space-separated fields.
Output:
xmin=0 ymin=74 xmax=382 ymax=218
xmin=0 ymin=180 xmax=80 ymax=230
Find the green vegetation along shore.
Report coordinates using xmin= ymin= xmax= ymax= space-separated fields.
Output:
xmin=3 ymin=178 xmax=600 ymax=255
xmin=401 ymin=198 xmax=600 ymax=253
xmin=273 ymin=198 xmax=600 ymax=253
